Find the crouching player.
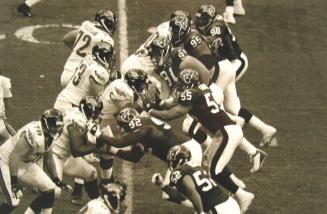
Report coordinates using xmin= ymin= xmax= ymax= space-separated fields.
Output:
xmin=78 ymin=181 xmax=127 ymax=214
xmin=0 ymin=109 xmax=72 ymax=213
xmin=153 ymin=145 xmax=241 ymax=214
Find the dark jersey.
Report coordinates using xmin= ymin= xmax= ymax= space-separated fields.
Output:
xmin=178 ymin=84 xmax=234 ymax=134
xmin=126 ymin=116 xmax=191 ymax=161
xmin=178 ymin=29 xmax=218 ymax=70
xmin=170 ymin=164 xmax=229 ymax=212
xmin=203 ymin=16 xmax=242 ymax=60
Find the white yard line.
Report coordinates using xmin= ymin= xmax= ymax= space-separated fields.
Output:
xmin=117 ymin=0 xmax=133 ymax=213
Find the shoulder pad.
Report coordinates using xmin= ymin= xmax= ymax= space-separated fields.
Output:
xmin=64 ymin=108 xmax=88 ymax=129
xmin=107 ymin=79 xmax=134 ymax=101
xmin=90 ymin=63 xmax=110 ymax=85
xmin=25 ymin=122 xmax=44 ymax=148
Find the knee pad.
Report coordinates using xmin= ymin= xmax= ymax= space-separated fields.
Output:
xmin=100 ymin=157 xmax=114 ymax=170
xmin=40 ymin=191 xmax=55 ymax=208
xmin=238 ymin=108 xmax=253 ymax=123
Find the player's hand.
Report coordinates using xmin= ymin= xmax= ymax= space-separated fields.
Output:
xmin=11 ymin=176 xmax=23 ymax=199
xmin=151 ymin=173 xmax=164 ymax=187
xmin=53 ymin=177 xmax=73 ymax=192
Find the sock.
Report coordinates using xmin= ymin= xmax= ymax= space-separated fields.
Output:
xmin=226 ymin=0 xmax=234 ymax=6
xmin=25 ymin=0 xmax=42 ymax=7
xmin=238 ymin=108 xmax=253 ymax=123
xmin=24 ymin=207 xmax=36 ymax=214
xmin=72 ymin=183 xmax=83 ymax=197
xmin=212 ymin=168 xmax=239 ymax=194
xmin=40 ymin=208 xmax=52 ymax=214
xmin=84 ymin=180 xmax=100 ymax=199
xmin=239 ymin=137 xmax=257 ymax=156
xmin=100 ymin=156 xmax=114 ymax=180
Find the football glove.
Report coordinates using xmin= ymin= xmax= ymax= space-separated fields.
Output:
xmin=151 ymin=173 xmax=164 ymax=187
xmin=53 ymin=177 xmax=73 ymax=192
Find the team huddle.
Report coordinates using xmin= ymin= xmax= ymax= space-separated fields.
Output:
xmin=0 ymin=4 xmax=278 ymax=214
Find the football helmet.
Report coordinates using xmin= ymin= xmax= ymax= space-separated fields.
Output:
xmin=79 ymin=96 xmax=103 ymax=120
xmin=169 ymin=15 xmax=191 ymax=46
xmin=116 ymin=107 xmax=140 ymax=132
xmin=92 ymin=40 xmax=116 ymax=70
xmin=167 ymin=145 xmax=191 ymax=169
xmin=178 ymin=68 xmax=200 ymax=89
xmin=150 ymin=34 xmax=170 ymax=66
xmin=95 ymin=9 xmax=117 ymax=35
xmin=170 ymin=9 xmax=192 ymax=22
xmin=195 ymin=4 xmax=217 ymax=32
xmin=101 ymin=181 xmax=127 ymax=213
xmin=40 ymin=108 xmax=64 ymax=139
xmin=124 ymin=69 xmax=148 ymax=93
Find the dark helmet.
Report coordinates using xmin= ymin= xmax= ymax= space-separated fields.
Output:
xmin=40 ymin=108 xmax=64 ymax=140
xmin=101 ymin=181 xmax=127 ymax=213
xmin=194 ymin=4 xmax=217 ymax=31
xmin=79 ymin=96 xmax=103 ymax=120
xmin=95 ymin=9 xmax=117 ymax=35
xmin=178 ymin=68 xmax=200 ymax=90
xmin=170 ymin=9 xmax=192 ymax=22
xmin=167 ymin=145 xmax=191 ymax=169
xmin=116 ymin=107 xmax=140 ymax=132
xmin=124 ymin=69 xmax=148 ymax=93
xmin=92 ymin=40 xmax=116 ymax=70
xmin=149 ymin=34 xmax=170 ymax=66
xmin=169 ymin=15 xmax=191 ymax=46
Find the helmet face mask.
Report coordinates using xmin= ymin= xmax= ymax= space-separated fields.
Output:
xmin=95 ymin=9 xmax=117 ymax=36
xmin=79 ymin=96 xmax=103 ymax=121
xmin=124 ymin=69 xmax=148 ymax=93
xmin=101 ymin=182 xmax=127 ymax=213
xmin=195 ymin=4 xmax=216 ymax=32
xmin=169 ymin=16 xmax=191 ymax=46
xmin=150 ymin=36 xmax=170 ymax=67
xmin=92 ymin=41 xmax=115 ymax=70
xmin=40 ymin=109 xmax=64 ymax=143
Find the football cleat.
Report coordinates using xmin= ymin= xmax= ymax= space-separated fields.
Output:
xmin=250 ymin=149 xmax=268 ymax=173
xmin=223 ymin=12 xmax=236 ymax=24
xmin=233 ymin=0 xmax=246 ymax=16
xmin=260 ymin=128 xmax=278 ymax=147
xmin=17 ymin=3 xmax=32 ymax=17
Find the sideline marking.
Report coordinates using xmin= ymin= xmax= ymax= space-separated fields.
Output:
xmin=117 ymin=1 xmax=133 ymax=214
xmin=14 ymin=24 xmax=79 ymax=44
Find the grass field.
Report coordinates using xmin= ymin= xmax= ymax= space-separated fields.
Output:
xmin=1 ymin=0 xmax=327 ymax=213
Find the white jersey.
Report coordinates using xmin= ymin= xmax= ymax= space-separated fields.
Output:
xmin=64 ymin=21 xmax=115 ymax=73
xmin=100 ymin=79 xmax=134 ymax=120
xmin=0 ymin=76 xmax=12 ymax=118
xmin=56 ymin=57 xmax=110 ymax=107
xmin=79 ymin=197 xmax=111 ymax=214
xmin=52 ymin=108 xmax=88 ymax=160
xmin=0 ymin=121 xmax=49 ymax=163
xmin=121 ymin=53 xmax=155 ymax=77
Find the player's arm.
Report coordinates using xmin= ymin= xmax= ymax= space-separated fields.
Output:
xmin=96 ymin=127 xmax=152 ymax=148
xmin=9 ymin=132 xmax=31 ymax=177
xmin=179 ymin=56 xmax=210 ymax=85
xmin=63 ymin=29 xmax=79 ymax=49
xmin=113 ymin=144 xmax=145 ymax=163
xmin=90 ymin=77 xmax=107 ymax=96
xmin=43 ymin=149 xmax=59 ymax=179
xmin=67 ymin=125 xmax=93 ymax=157
xmin=149 ymin=104 xmax=191 ymax=121
xmin=179 ymin=175 xmax=205 ymax=214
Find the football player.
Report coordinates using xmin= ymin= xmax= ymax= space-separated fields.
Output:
xmin=78 ymin=181 xmax=127 ymax=214
xmin=52 ymin=96 xmax=111 ymax=203
xmin=224 ymin=0 xmax=246 ymax=24
xmin=17 ymin=0 xmax=40 ymax=17
xmin=194 ymin=4 xmax=278 ymax=147
xmin=0 ymin=75 xmax=15 ymax=144
xmin=61 ymin=9 xmax=117 ymax=87
xmin=0 ymin=109 xmax=71 ymax=214
xmin=148 ymin=69 xmax=257 ymax=213
xmin=54 ymin=40 xmax=115 ymax=115
xmin=153 ymin=145 xmax=241 ymax=214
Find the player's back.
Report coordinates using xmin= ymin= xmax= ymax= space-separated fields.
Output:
xmin=79 ymin=197 xmax=111 ymax=214
xmin=0 ymin=121 xmax=46 ymax=162
xmin=139 ymin=117 xmax=190 ymax=161
xmin=64 ymin=21 xmax=115 ymax=73
xmin=53 ymin=107 xmax=88 ymax=159
xmin=171 ymin=163 xmax=229 ymax=212
xmin=58 ymin=57 xmax=109 ymax=107
xmin=179 ymin=84 xmax=234 ymax=134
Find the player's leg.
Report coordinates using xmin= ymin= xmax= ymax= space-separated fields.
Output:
xmin=0 ymin=159 xmax=20 ymax=213
xmin=63 ymin=157 xmax=100 ymax=200
xmin=231 ymin=53 xmax=248 ymax=82
xmin=224 ymin=0 xmax=236 ymax=24
xmin=233 ymin=0 xmax=246 ymax=16
xmin=0 ymin=119 xmax=15 ymax=145
xmin=19 ymin=163 xmax=59 ymax=214
xmin=182 ymin=139 xmax=203 ymax=166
